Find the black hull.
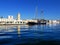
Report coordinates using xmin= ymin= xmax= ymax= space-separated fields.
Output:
xmin=27 ymin=22 xmax=46 ymax=25
xmin=27 ymin=22 xmax=37 ymax=25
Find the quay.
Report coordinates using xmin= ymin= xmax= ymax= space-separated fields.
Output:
xmin=0 ymin=12 xmax=60 ymax=25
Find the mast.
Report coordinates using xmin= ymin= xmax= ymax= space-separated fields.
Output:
xmin=35 ymin=0 xmax=39 ymax=20
xmin=41 ymin=9 xmax=44 ymax=19
xmin=35 ymin=6 xmax=38 ymax=20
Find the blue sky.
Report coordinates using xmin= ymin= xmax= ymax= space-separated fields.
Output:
xmin=0 ymin=0 xmax=60 ymax=20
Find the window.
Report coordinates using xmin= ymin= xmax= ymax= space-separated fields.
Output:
xmin=23 ymin=22 xmax=25 ymax=23
xmin=6 ymin=22 xmax=9 ymax=23
xmin=20 ymin=22 xmax=22 ymax=23
xmin=10 ymin=22 xmax=13 ymax=23
xmin=18 ymin=22 xmax=19 ymax=23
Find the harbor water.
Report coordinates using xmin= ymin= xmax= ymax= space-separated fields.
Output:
xmin=0 ymin=24 xmax=60 ymax=45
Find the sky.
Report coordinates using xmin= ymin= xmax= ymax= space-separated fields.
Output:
xmin=0 ymin=0 xmax=60 ymax=20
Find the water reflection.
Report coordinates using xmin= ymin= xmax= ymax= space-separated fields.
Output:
xmin=0 ymin=24 xmax=59 ymax=33
xmin=17 ymin=25 xmax=20 ymax=37
xmin=48 ymin=24 xmax=57 ymax=27
xmin=0 ymin=25 xmax=19 ymax=39
xmin=0 ymin=24 xmax=60 ymax=45
xmin=0 ymin=25 xmax=30 ymax=38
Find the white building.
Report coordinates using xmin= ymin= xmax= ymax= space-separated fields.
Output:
xmin=0 ymin=13 xmax=38 ymax=25
xmin=48 ymin=20 xmax=60 ymax=24
xmin=0 ymin=13 xmax=26 ymax=25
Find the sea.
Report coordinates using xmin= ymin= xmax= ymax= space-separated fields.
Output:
xmin=0 ymin=24 xmax=60 ymax=45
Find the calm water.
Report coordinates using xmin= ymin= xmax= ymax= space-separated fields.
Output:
xmin=0 ymin=24 xmax=60 ymax=45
